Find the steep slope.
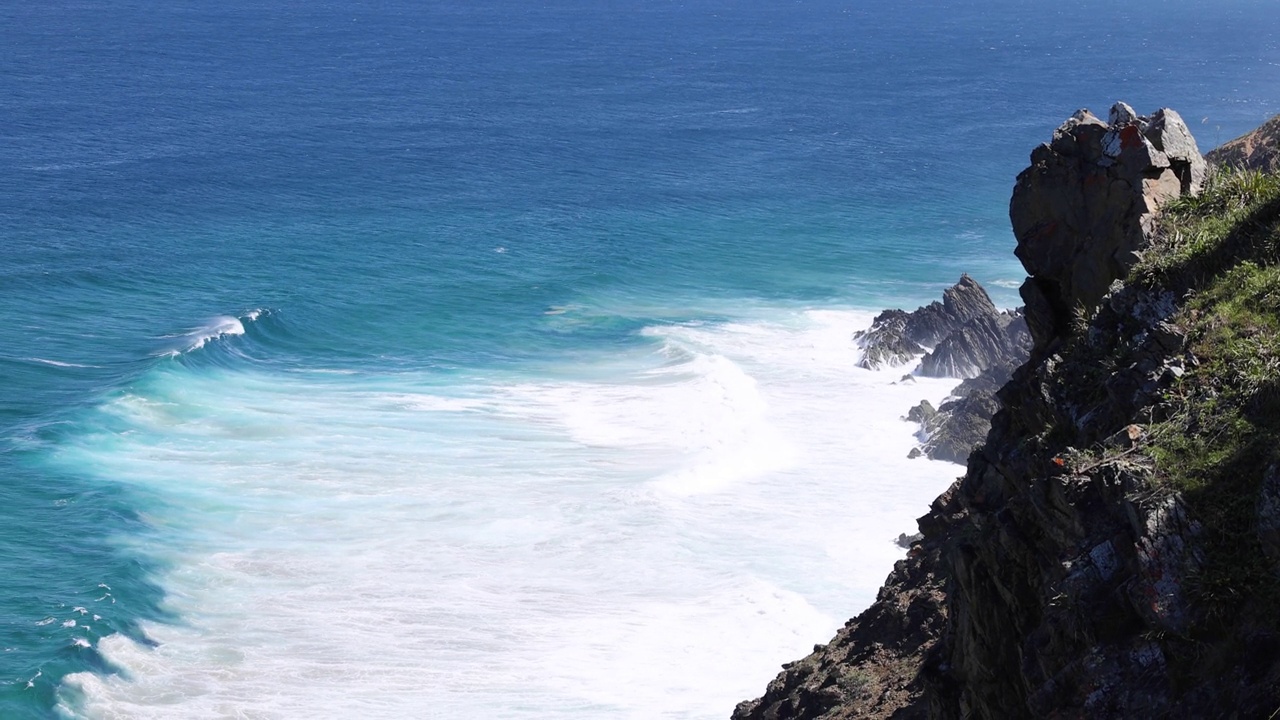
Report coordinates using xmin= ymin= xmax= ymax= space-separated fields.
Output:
xmin=1207 ymin=113 xmax=1280 ymax=172
xmin=735 ymin=106 xmax=1280 ymax=719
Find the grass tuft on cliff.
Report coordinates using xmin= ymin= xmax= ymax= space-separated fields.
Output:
xmin=1138 ymin=168 xmax=1280 ymax=290
xmin=1137 ymin=166 xmax=1280 ymax=632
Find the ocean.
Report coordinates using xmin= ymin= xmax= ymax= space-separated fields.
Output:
xmin=3 ymin=0 xmax=1278 ymax=717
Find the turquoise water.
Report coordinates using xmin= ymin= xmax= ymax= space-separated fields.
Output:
xmin=3 ymin=0 xmax=1279 ymax=716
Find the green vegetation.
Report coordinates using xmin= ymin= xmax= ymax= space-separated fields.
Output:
xmin=1137 ymin=168 xmax=1280 ymax=289
xmin=1136 ymin=167 xmax=1280 ymax=626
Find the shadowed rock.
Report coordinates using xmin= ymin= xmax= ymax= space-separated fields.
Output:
xmin=1010 ymin=102 xmax=1206 ymax=350
xmin=854 ymin=275 xmax=998 ymax=370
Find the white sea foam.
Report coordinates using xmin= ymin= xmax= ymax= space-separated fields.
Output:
xmin=55 ymin=308 xmax=962 ymax=719
xmin=26 ymin=358 xmax=99 ymax=369
xmin=159 ymin=314 xmax=260 ymax=356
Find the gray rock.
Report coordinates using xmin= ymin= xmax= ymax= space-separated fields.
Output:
xmin=919 ymin=310 xmax=1031 ymax=379
xmin=854 ymin=275 xmax=997 ymax=370
xmin=905 ymin=399 xmax=937 ymax=426
xmin=1128 ymin=495 xmax=1203 ymax=634
xmin=854 ymin=310 xmax=925 ymax=370
xmin=895 ymin=532 xmax=924 ymax=548
xmin=929 ymin=366 xmax=1012 ymax=463
xmin=1010 ymin=102 xmax=1205 ymax=351
xmin=1145 ymin=108 xmax=1208 ymax=193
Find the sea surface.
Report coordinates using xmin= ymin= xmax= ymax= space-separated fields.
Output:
xmin=3 ymin=0 xmax=1279 ymax=717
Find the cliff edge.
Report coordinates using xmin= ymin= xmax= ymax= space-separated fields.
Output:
xmin=734 ymin=106 xmax=1280 ymax=719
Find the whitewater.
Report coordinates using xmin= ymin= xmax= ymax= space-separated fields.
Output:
xmin=51 ymin=308 xmax=964 ymax=718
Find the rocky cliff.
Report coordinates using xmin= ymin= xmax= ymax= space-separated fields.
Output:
xmin=854 ymin=275 xmax=1005 ymax=372
xmin=854 ymin=275 xmax=1031 ymax=465
xmin=1207 ymin=113 xmax=1280 ymax=172
xmin=734 ymin=105 xmax=1280 ymax=719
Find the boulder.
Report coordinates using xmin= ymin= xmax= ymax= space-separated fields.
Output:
xmin=1010 ymin=103 xmax=1206 ymax=350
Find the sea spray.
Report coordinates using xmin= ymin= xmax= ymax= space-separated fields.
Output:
xmin=54 ymin=309 xmax=962 ymax=718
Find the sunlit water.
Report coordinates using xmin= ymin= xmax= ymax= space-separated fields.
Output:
xmin=3 ymin=0 xmax=1279 ymax=717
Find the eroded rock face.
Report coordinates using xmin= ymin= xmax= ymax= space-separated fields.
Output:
xmin=854 ymin=275 xmax=998 ymax=370
xmin=1010 ymin=103 xmax=1206 ymax=350
xmin=918 ymin=310 xmax=1030 ymax=379
xmin=1206 ymin=113 xmax=1280 ymax=172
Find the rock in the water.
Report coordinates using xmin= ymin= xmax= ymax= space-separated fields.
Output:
xmin=1010 ymin=103 xmax=1206 ymax=350
xmin=854 ymin=275 xmax=997 ymax=370
xmin=918 ymin=309 xmax=1031 ymax=379
xmin=854 ymin=310 xmax=925 ymax=370
xmin=895 ymin=532 xmax=923 ymax=548
xmin=1206 ymin=113 xmax=1280 ymax=172
xmin=904 ymin=399 xmax=937 ymax=427
xmin=913 ymin=359 xmax=1018 ymax=464
xmin=856 ymin=278 xmax=1032 ymax=464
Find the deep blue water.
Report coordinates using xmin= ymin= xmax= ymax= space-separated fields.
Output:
xmin=3 ymin=0 xmax=1279 ymax=716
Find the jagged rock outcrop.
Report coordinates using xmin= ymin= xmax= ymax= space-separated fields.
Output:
xmin=1011 ymin=103 xmax=1206 ymax=350
xmin=854 ymin=275 xmax=998 ymax=370
xmin=918 ymin=310 xmax=1029 ymax=379
xmin=735 ymin=107 xmax=1280 ymax=719
xmin=855 ymin=277 xmax=1032 ymax=464
xmin=1206 ymin=113 xmax=1280 ymax=172
xmin=908 ymin=359 xmax=1018 ymax=464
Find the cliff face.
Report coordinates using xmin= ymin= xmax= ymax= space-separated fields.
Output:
xmin=735 ymin=106 xmax=1280 ymax=719
xmin=1207 ymin=113 xmax=1280 ymax=172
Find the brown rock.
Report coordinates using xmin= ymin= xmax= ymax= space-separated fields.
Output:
xmin=1206 ymin=113 xmax=1280 ymax=172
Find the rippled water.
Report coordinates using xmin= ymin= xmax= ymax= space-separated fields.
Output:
xmin=3 ymin=0 xmax=1278 ymax=716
